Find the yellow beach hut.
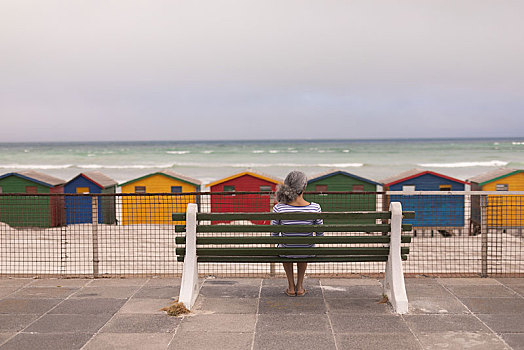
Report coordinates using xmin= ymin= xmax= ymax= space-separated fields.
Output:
xmin=119 ymin=170 xmax=201 ymax=225
xmin=468 ymin=168 xmax=524 ymax=227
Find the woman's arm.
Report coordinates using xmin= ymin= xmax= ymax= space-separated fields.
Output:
xmin=271 ymin=205 xmax=281 ymax=237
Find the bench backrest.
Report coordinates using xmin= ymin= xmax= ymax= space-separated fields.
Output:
xmin=173 ymin=210 xmax=414 ymax=263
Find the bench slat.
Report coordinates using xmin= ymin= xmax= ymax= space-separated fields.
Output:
xmin=176 ymin=247 xmax=410 ymax=256
xmin=172 ymin=211 xmax=415 ymax=221
xmin=175 ymin=235 xmax=412 ymax=245
xmin=176 ymin=255 xmax=408 ymax=262
xmin=174 ymin=224 xmax=413 ymax=233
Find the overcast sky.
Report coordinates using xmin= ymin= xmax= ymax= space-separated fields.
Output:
xmin=1 ymin=0 xmax=523 ymax=142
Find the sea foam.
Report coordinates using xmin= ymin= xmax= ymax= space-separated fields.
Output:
xmin=0 ymin=164 xmax=73 ymax=169
xmin=418 ymin=160 xmax=508 ymax=168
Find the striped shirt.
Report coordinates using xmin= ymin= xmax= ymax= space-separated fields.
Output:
xmin=271 ymin=202 xmax=323 ymax=258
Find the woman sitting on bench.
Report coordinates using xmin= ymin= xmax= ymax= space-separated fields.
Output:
xmin=272 ymin=170 xmax=323 ymax=296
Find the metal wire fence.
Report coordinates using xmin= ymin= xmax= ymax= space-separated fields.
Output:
xmin=0 ymin=191 xmax=522 ymax=278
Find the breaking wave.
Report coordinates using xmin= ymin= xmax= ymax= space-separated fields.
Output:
xmin=166 ymin=151 xmax=190 ymax=155
xmin=418 ymin=160 xmax=508 ymax=168
xmin=0 ymin=164 xmax=73 ymax=169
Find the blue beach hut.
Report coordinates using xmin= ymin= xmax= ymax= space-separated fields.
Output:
xmin=382 ymin=169 xmax=469 ymax=234
xmin=64 ymin=172 xmax=117 ymax=225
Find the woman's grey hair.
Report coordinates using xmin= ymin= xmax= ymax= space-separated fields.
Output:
xmin=276 ymin=171 xmax=308 ymax=204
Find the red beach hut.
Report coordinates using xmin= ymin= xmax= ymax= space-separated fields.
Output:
xmin=207 ymin=170 xmax=282 ymax=224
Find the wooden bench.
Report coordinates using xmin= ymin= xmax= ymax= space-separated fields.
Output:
xmin=173 ymin=202 xmax=414 ymax=314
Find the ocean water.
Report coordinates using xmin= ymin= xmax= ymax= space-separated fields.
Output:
xmin=0 ymin=138 xmax=523 ymax=187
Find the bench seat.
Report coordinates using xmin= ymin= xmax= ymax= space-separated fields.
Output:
xmin=174 ymin=202 xmax=413 ymax=314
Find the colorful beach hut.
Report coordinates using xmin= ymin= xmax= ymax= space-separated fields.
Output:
xmin=120 ymin=170 xmax=201 ymax=225
xmin=64 ymin=172 xmax=117 ymax=225
xmin=468 ymin=168 xmax=524 ymax=228
xmin=382 ymin=169 xmax=468 ymax=232
xmin=0 ymin=170 xmax=65 ymax=227
xmin=305 ymin=170 xmax=382 ymax=224
xmin=207 ymin=170 xmax=282 ymax=224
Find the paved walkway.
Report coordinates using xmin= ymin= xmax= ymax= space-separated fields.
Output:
xmin=0 ymin=277 xmax=523 ymax=349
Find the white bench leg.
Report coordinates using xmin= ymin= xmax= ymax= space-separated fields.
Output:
xmin=383 ymin=202 xmax=408 ymax=314
xmin=178 ymin=203 xmax=199 ymax=310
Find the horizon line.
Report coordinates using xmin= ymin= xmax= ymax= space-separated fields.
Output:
xmin=1 ymin=136 xmax=524 ymax=145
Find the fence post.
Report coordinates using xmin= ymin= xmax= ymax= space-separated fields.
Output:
xmin=480 ymin=195 xmax=488 ymax=277
xmin=92 ymin=195 xmax=99 ymax=278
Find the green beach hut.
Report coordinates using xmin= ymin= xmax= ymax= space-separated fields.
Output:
xmin=0 ymin=170 xmax=66 ymax=227
xmin=304 ymin=170 xmax=382 ymax=224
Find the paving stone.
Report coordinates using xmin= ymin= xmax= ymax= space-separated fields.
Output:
xmin=404 ymin=277 xmax=441 ymax=285
xmin=416 ymin=331 xmax=508 ymax=350
xmin=404 ymin=315 xmax=490 ymax=333
xmin=438 ymin=278 xmax=501 ymax=286
xmin=170 ymin=331 xmax=252 ymax=350
xmin=0 ymin=314 xmax=39 ymax=332
xmin=88 ymin=278 xmax=146 ymax=287
xmin=408 ymin=297 xmax=469 ymax=314
xmin=178 ymin=314 xmax=256 ymax=333
xmin=30 ymin=279 xmax=91 ymax=288
xmin=258 ymin=297 xmax=326 ymax=314
xmin=120 ymin=298 xmax=175 ymax=314
xmin=326 ymin=297 xmax=392 ymax=314
xmin=262 ymin=278 xmax=319 ymax=288
xmin=25 ymin=314 xmax=112 ymax=333
xmin=206 ymin=278 xmax=262 ymax=286
xmin=85 ymin=333 xmax=173 ymax=350
xmin=336 ymin=333 xmax=420 ymax=350
xmin=0 ymin=332 xmax=92 ymax=350
xmin=256 ymin=314 xmax=331 ymax=333
xmin=49 ymin=298 xmax=126 ymax=315
xmin=460 ymin=297 xmax=524 ymax=314
xmin=406 ymin=284 xmax=454 ymax=298
xmin=133 ymin=286 xmax=179 ymax=299
xmin=447 ymin=285 xmax=518 ymax=298
xmin=253 ymin=331 xmax=336 ymax=350
xmin=0 ymin=333 xmax=15 ymax=346
xmin=321 ymin=278 xmax=382 ymax=286
xmin=100 ymin=313 xmax=180 ymax=333
xmin=71 ymin=286 xmax=139 ymax=299
xmin=198 ymin=285 xmax=259 ymax=298
xmin=260 ymin=284 xmax=322 ymax=298
xmin=322 ymin=285 xmax=385 ymax=299
xmin=11 ymin=287 xmax=78 ymax=299
xmin=0 ymin=279 xmax=34 ymax=288
xmin=477 ymin=314 xmax=524 ymax=333
xmin=0 ymin=288 xmax=19 ymax=299
xmin=495 ymin=278 xmax=524 ymax=286
xmin=330 ymin=314 xmax=411 ymax=334
xmin=193 ymin=297 xmax=258 ymax=314
xmin=501 ymin=333 xmax=524 ymax=350
xmin=0 ymin=298 xmax=61 ymax=315
xmin=505 ymin=284 xmax=524 ymax=296
xmin=144 ymin=278 xmax=181 ymax=287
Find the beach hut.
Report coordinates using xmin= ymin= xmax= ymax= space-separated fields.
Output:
xmin=64 ymin=172 xmax=117 ymax=225
xmin=0 ymin=170 xmax=65 ymax=227
xmin=207 ymin=170 xmax=282 ymax=224
xmin=382 ymin=169 xmax=468 ymax=234
xmin=305 ymin=170 xmax=382 ymax=224
xmin=468 ymin=168 xmax=524 ymax=229
xmin=119 ymin=170 xmax=201 ymax=225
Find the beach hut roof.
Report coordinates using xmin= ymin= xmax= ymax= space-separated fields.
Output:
xmin=467 ymin=168 xmax=523 ymax=186
xmin=308 ymin=169 xmax=381 ymax=186
xmin=207 ymin=169 xmax=283 ymax=188
xmin=71 ymin=172 xmax=118 ymax=189
xmin=381 ymin=168 xmax=468 ymax=186
xmin=0 ymin=170 xmax=65 ymax=187
xmin=119 ymin=170 xmax=202 ymax=187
